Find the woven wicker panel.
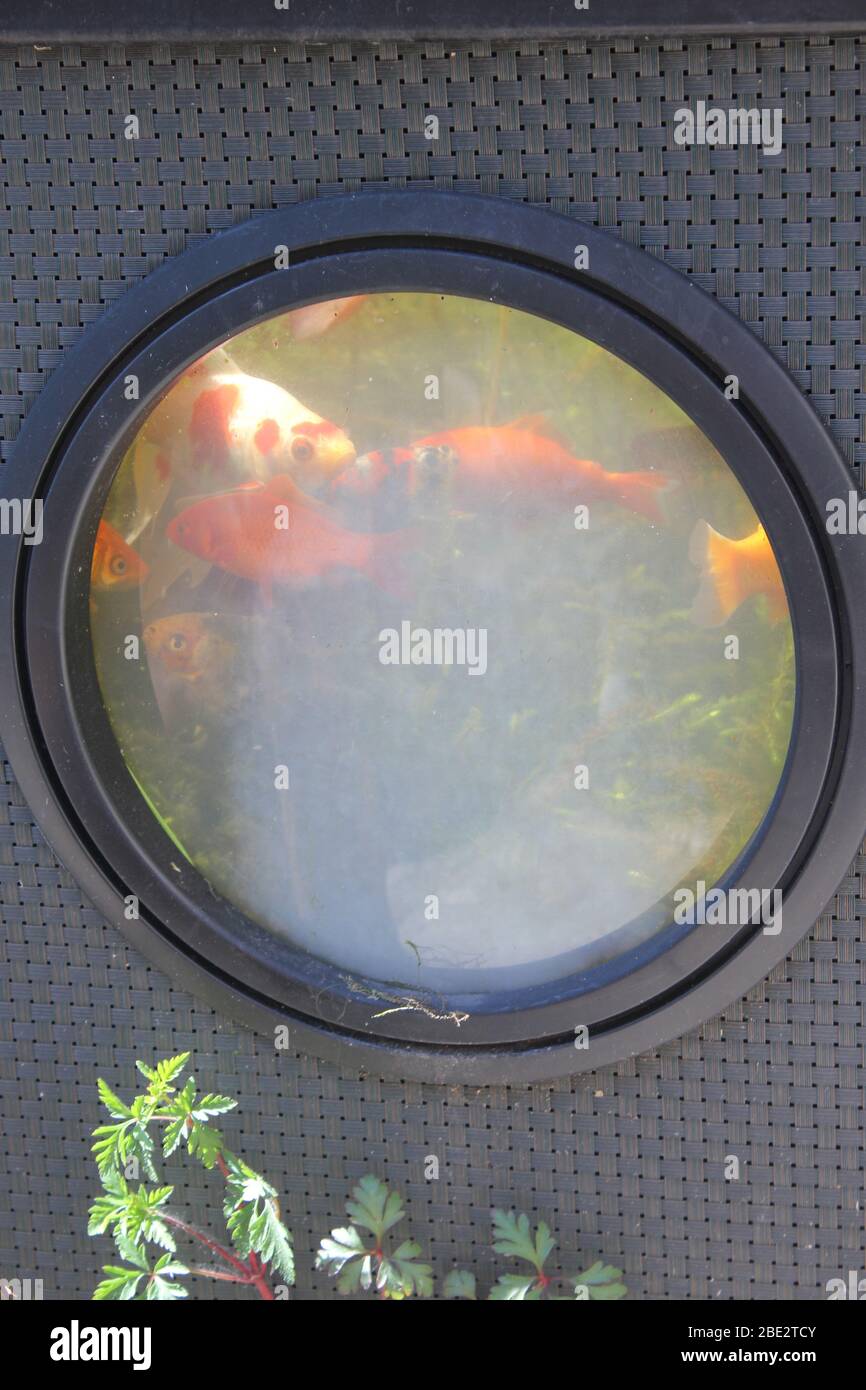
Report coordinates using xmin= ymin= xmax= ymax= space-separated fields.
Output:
xmin=0 ymin=36 xmax=864 ymax=1300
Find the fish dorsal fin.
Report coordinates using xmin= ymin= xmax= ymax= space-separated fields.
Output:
xmin=506 ymin=413 xmax=570 ymax=448
xmin=173 ymin=480 xmax=264 ymax=511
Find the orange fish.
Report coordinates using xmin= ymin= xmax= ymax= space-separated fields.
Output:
xmin=286 ymin=295 xmax=367 ymax=341
xmin=166 ymin=474 xmax=410 ymax=599
xmin=143 ymin=611 xmax=244 ymax=731
xmin=689 ymin=521 xmax=787 ymax=626
xmin=91 ymin=520 xmax=149 ymax=592
xmin=410 ymin=419 xmax=672 ymax=523
xmin=143 ymin=612 xmax=229 ymax=681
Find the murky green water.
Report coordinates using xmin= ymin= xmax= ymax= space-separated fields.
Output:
xmin=91 ymin=293 xmax=795 ymax=992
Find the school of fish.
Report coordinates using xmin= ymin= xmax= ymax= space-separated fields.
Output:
xmin=92 ymin=294 xmax=789 ymax=710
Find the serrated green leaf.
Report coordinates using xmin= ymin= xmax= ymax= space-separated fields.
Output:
xmin=491 ymin=1209 xmax=553 ymax=1271
xmin=345 ymin=1175 xmax=404 ymax=1241
xmin=489 ymin=1272 xmax=543 ymax=1301
xmin=155 ymin=1054 xmax=190 ymax=1087
xmin=158 ymin=1076 xmax=196 ymax=1121
xmin=124 ymin=1123 xmax=159 ymax=1183
xmin=250 ymin=1198 xmax=295 ymax=1284
xmin=575 ymin=1259 xmax=622 ymax=1285
xmin=187 ymin=1121 xmax=224 ymax=1169
xmin=107 ymin=1185 xmax=175 ymax=1252
xmin=115 ymin=1234 xmax=149 ymax=1270
xmin=587 ymin=1281 xmax=628 ymax=1300
xmin=237 ymin=1175 xmax=272 ymax=1204
xmin=146 ymin=1274 xmax=187 ymax=1301
xmin=315 ymin=1226 xmax=368 ymax=1274
xmin=87 ymin=1182 xmax=131 ymax=1237
xmin=226 ymin=1178 xmax=294 ymax=1285
xmin=135 ymin=1061 xmax=157 ymax=1082
xmin=225 ymin=1199 xmax=254 ymax=1259
xmin=380 ymin=1239 xmax=433 ymax=1299
xmin=573 ymin=1260 xmax=627 ymax=1300
xmin=334 ymin=1256 xmax=367 ymax=1295
xmin=92 ymin=1268 xmax=144 ymax=1301
xmin=162 ymin=1116 xmax=186 ymax=1158
xmin=443 ymin=1268 xmax=477 ymax=1300
xmin=532 ymin=1222 xmax=555 ymax=1268
xmin=91 ymin=1122 xmax=132 ymax=1179
xmin=97 ymin=1077 xmax=133 ymax=1119
xmin=192 ymin=1095 xmax=237 ymax=1120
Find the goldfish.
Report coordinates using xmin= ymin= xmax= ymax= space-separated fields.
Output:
xmin=326 ymin=445 xmax=429 ymax=529
xmin=166 ymin=474 xmax=411 ymax=599
xmin=409 ymin=419 xmax=672 ymax=523
xmin=143 ymin=611 xmax=247 ymax=733
xmin=184 ymin=373 xmax=355 ymax=488
xmin=286 ymin=296 xmax=367 ymax=341
xmin=689 ymin=520 xmax=788 ymax=626
xmin=140 ymin=348 xmax=356 ymax=491
xmin=91 ymin=520 xmax=149 ymax=592
xmin=332 ymin=422 xmax=671 ymax=525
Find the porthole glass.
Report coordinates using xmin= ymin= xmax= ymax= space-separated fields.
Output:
xmin=89 ymin=292 xmax=795 ymax=993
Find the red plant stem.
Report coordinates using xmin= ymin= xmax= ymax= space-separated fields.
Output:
xmin=247 ymin=1251 xmax=276 ymax=1300
xmin=163 ymin=1214 xmax=251 ymax=1277
xmin=172 ymin=1114 xmax=275 ymax=1299
xmin=185 ymin=1266 xmax=252 ymax=1285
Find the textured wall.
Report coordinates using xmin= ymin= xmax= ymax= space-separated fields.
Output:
xmin=1 ymin=35 xmax=864 ymax=1299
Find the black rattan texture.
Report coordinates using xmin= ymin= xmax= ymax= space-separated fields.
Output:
xmin=1 ymin=36 xmax=865 ymax=1300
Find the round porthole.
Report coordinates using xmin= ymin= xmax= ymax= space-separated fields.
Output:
xmin=2 ymin=193 xmax=864 ymax=1082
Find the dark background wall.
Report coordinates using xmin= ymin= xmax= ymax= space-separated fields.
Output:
xmin=1 ymin=33 xmax=864 ymax=1300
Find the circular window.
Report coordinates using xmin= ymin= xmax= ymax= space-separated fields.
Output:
xmin=91 ymin=295 xmax=795 ymax=995
xmin=2 ymin=194 xmax=864 ymax=1080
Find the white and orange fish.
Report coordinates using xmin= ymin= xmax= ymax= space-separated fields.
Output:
xmin=139 ymin=345 xmax=356 ymax=492
xmin=689 ymin=520 xmax=788 ymax=626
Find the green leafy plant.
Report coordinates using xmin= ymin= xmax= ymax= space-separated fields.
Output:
xmin=87 ymin=1056 xmax=626 ymax=1303
xmin=444 ymin=1209 xmax=627 ymax=1301
xmin=88 ymin=1053 xmax=293 ymax=1300
xmin=315 ymin=1174 xmax=433 ymax=1299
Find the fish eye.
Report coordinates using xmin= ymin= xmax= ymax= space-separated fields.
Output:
xmin=291 ymin=436 xmax=314 ymax=464
xmin=110 ymin=555 xmax=127 ymax=575
xmin=169 ymin=633 xmax=187 ymax=652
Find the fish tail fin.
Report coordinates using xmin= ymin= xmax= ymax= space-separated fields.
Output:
xmin=606 ymin=470 xmax=673 ymax=524
xmin=688 ymin=520 xmax=746 ymax=626
xmin=365 ymin=528 xmax=416 ymax=600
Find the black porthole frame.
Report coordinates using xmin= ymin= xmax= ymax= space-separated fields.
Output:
xmin=1 ymin=191 xmax=864 ymax=1084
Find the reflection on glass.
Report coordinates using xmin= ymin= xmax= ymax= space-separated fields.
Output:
xmin=90 ymin=293 xmax=795 ymax=991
